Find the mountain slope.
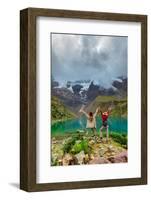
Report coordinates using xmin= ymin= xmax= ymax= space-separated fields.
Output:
xmin=86 ymin=95 xmax=127 ymax=117
xmin=51 ymin=96 xmax=76 ymax=122
xmin=52 ymin=77 xmax=127 ymax=111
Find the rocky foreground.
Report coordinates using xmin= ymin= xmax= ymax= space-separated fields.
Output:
xmin=51 ymin=133 xmax=127 ymax=166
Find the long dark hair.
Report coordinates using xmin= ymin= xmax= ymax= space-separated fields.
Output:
xmin=89 ymin=112 xmax=93 ymax=121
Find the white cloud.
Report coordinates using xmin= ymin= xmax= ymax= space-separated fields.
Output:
xmin=51 ymin=33 xmax=127 ymax=88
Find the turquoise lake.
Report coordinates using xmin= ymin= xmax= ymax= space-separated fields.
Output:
xmin=51 ymin=117 xmax=127 ymax=136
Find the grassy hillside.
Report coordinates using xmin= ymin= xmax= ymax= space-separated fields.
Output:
xmin=86 ymin=95 xmax=127 ymax=117
xmin=51 ymin=96 xmax=76 ymax=122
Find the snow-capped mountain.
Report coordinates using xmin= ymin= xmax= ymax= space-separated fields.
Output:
xmin=52 ymin=77 xmax=127 ymax=109
xmin=66 ymin=80 xmax=91 ymax=91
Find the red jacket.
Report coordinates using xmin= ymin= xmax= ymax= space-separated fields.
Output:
xmin=101 ymin=111 xmax=109 ymax=122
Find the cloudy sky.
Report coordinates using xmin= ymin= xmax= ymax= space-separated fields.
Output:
xmin=51 ymin=33 xmax=127 ymax=88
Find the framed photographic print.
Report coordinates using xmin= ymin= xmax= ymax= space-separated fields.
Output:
xmin=20 ymin=8 xmax=147 ymax=192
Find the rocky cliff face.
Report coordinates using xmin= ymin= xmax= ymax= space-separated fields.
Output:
xmin=87 ymin=81 xmax=100 ymax=101
xmin=112 ymin=77 xmax=127 ymax=97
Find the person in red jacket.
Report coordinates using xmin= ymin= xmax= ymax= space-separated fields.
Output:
xmin=99 ymin=107 xmax=111 ymax=141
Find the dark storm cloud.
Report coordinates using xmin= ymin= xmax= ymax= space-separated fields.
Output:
xmin=51 ymin=33 xmax=127 ymax=88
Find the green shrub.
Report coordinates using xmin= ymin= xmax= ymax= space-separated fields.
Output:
xmin=62 ymin=135 xmax=90 ymax=155
xmin=81 ymin=139 xmax=89 ymax=154
xmin=110 ymin=132 xmax=127 ymax=147
xmin=71 ymin=139 xmax=89 ymax=154
xmin=62 ymin=136 xmax=78 ymax=153
xmin=71 ymin=143 xmax=83 ymax=154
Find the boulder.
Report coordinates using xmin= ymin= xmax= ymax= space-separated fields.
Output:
xmin=75 ymin=150 xmax=85 ymax=165
xmin=83 ymin=154 xmax=89 ymax=164
xmin=89 ymin=157 xmax=110 ymax=164
xmin=62 ymin=153 xmax=73 ymax=166
xmin=99 ymin=148 xmax=105 ymax=157
xmin=108 ymin=150 xmax=128 ymax=163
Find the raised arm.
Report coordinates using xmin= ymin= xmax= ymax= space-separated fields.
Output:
xmin=93 ymin=107 xmax=100 ymax=118
xmin=108 ymin=107 xmax=112 ymax=114
xmin=98 ymin=107 xmax=102 ymax=116
xmin=79 ymin=106 xmax=89 ymax=118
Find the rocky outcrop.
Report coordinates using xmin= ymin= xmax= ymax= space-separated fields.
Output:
xmin=108 ymin=150 xmax=128 ymax=163
xmin=52 ymin=80 xmax=59 ymax=88
xmin=51 ymin=134 xmax=127 ymax=166
xmin=112 ymin=77 xmax=127 ymax=97
xmin=89 ymin=157 xmax=110 ymax=164
xmin=75 ymin=151 xmax=85 ymax=165
xmin=62 ymin=153 xmax=78 ymax=166
xmin=72 ymin=84 xmax=83 ymax=95
xmin=87 ymin=81 xmax=100 ymax=101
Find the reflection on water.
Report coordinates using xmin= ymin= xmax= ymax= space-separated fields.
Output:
xmin=51 ymin=117 xmax=127 ymax=136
